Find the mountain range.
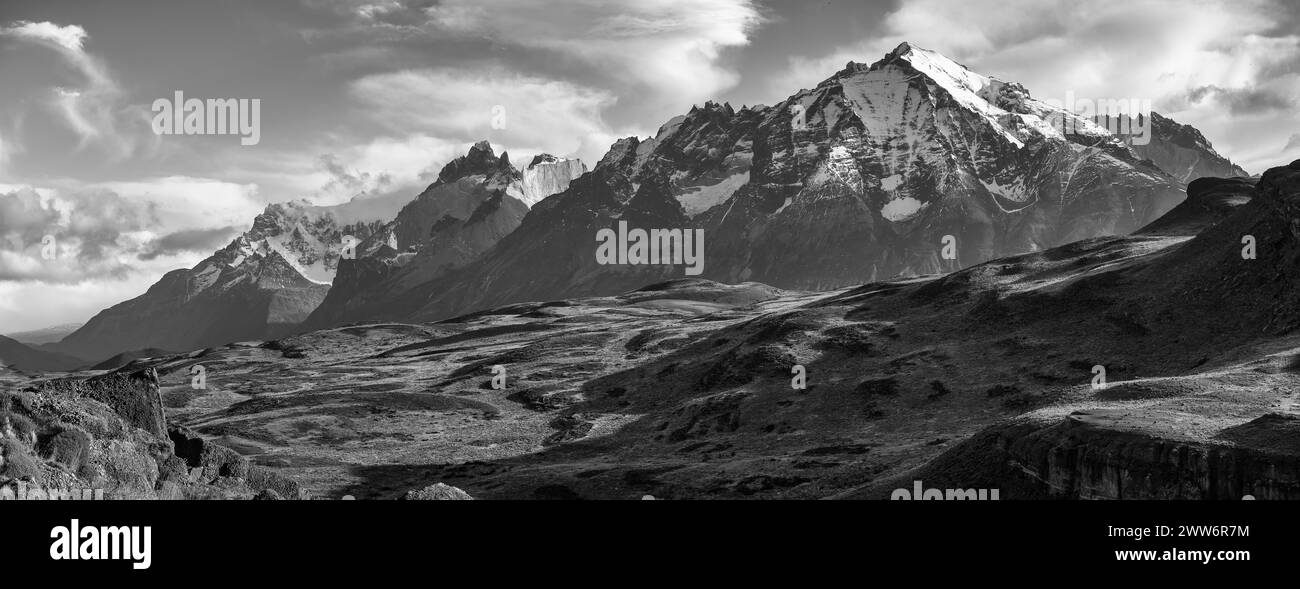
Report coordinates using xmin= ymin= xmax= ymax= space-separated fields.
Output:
xmin=367 ymin=42 xmax=1244 ymax=324
xmin=12 ymin=42 xmax=1250 ymax=367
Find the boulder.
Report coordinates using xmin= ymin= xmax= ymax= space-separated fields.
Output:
xmin=399 ymin=483 xmax=474 ymax=500
xmin=65 ymin=368 xmax=167 ymax=438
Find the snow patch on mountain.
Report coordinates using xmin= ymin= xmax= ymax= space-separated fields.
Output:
xmin=676 ymin=171 xmax=749 ymax=217
xmin=881 ymin=196 xmax=927 ymax=221
xmin=265 ymin=228 xmax=333 ymax=285
xmin=808 ymin=144 xmax=864 ymax=195
xmin=981 ymin=178 xmax=1037 ymax=213
xmin=657 ymin=115 xmax=688 ymax=141
xmin=845 ymin=43 xmax=1124 ymax=154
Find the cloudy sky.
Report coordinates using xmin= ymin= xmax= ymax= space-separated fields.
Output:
xmin=1 ymin=0 xmax=1297 ymax=332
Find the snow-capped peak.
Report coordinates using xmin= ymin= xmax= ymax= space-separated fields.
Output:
xmin=836 ymin=42 xmax=1117 ymax=150
xmin=882 ymin=42 xmax=994 ymax=104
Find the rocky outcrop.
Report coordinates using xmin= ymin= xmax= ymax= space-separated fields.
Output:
xmin=1137 ymin=175 xmax=1256 ymax=235
xmin=168 ymin=425 xmax=309 ymax=499
xmin=1254 ymin=159 xmax=1300 ymax=212
xmin=40 ymin=368 xmax=167 ymax=438
xmin=1 ymin=366 xmax=309 ymax=500
xmin=399 ymin=483 xmax=475 ymax=500
xmin=1127 ymin=160 xmax=1300 ymax=338
xmin=911 ymin=412 xmax=1300 ymax=499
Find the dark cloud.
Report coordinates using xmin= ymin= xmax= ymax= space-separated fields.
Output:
xmin=1184 ymin=85 xmax=1296 ymax=115
xmin=60 ymin=188 xmax=157 ymax=261
xmin=0 ymin=186 xmax=157 ymax=282
xmin=1 ymin=186 xmax=155 ymax=257
xmin=1286 ymin=133 xmax=1300 ymax=152
xmin=137 ymin=226 xmax=239 ymax=261
xmin=318 ymin=153 xmax=393 ymax=197
xmin=0 ymin=187 xmax=61 ymax=246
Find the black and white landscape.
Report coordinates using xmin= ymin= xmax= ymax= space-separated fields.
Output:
xmin=2 ymin=0 xmax=1299 ymax=501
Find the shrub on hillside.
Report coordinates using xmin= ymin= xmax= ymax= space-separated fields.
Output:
xmin=40 ymin=425 xmax=93 ymax=477
xmin=0 ymin=438 xmax=40 ymax=479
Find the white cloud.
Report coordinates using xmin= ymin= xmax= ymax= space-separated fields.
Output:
xmin=0 ymin=276 xmax=170 ymax=334
xmin=350 ymin=67 xmax=619 ymax=164
xmin=0 ymin=177 xmax=267 ymax=285
xmin=1 ymin=21 xmax=88 ymax=52
xmin=0 ymin=185 xmax=157 ymax=283
xmin=92 ymin=177 xmax=265 ymax=231
xmin=422 ymin=0 xmax=764 ymax=113
xmin=355 ymin=1 xmax=403 ymax=20
xmin=1 ymin=20 xmax=142 ymax=159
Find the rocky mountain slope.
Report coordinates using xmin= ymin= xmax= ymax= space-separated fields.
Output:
xmin=302 ymin=142 xmax=585 ymax=330
xmin=1131 ymin=112 xmax=1250 ymax=183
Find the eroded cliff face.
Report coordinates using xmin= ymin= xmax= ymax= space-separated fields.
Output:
xmin=911 ymin=412 xmax=1300 ymax=500
xmin=520 ymin=154 xmax=587 ymax=207
xmin=301 ymin=142 xmax=584 ymax=330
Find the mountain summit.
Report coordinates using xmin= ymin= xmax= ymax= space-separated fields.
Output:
xmin=302 ymin=141 xmax=586 ymax=330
